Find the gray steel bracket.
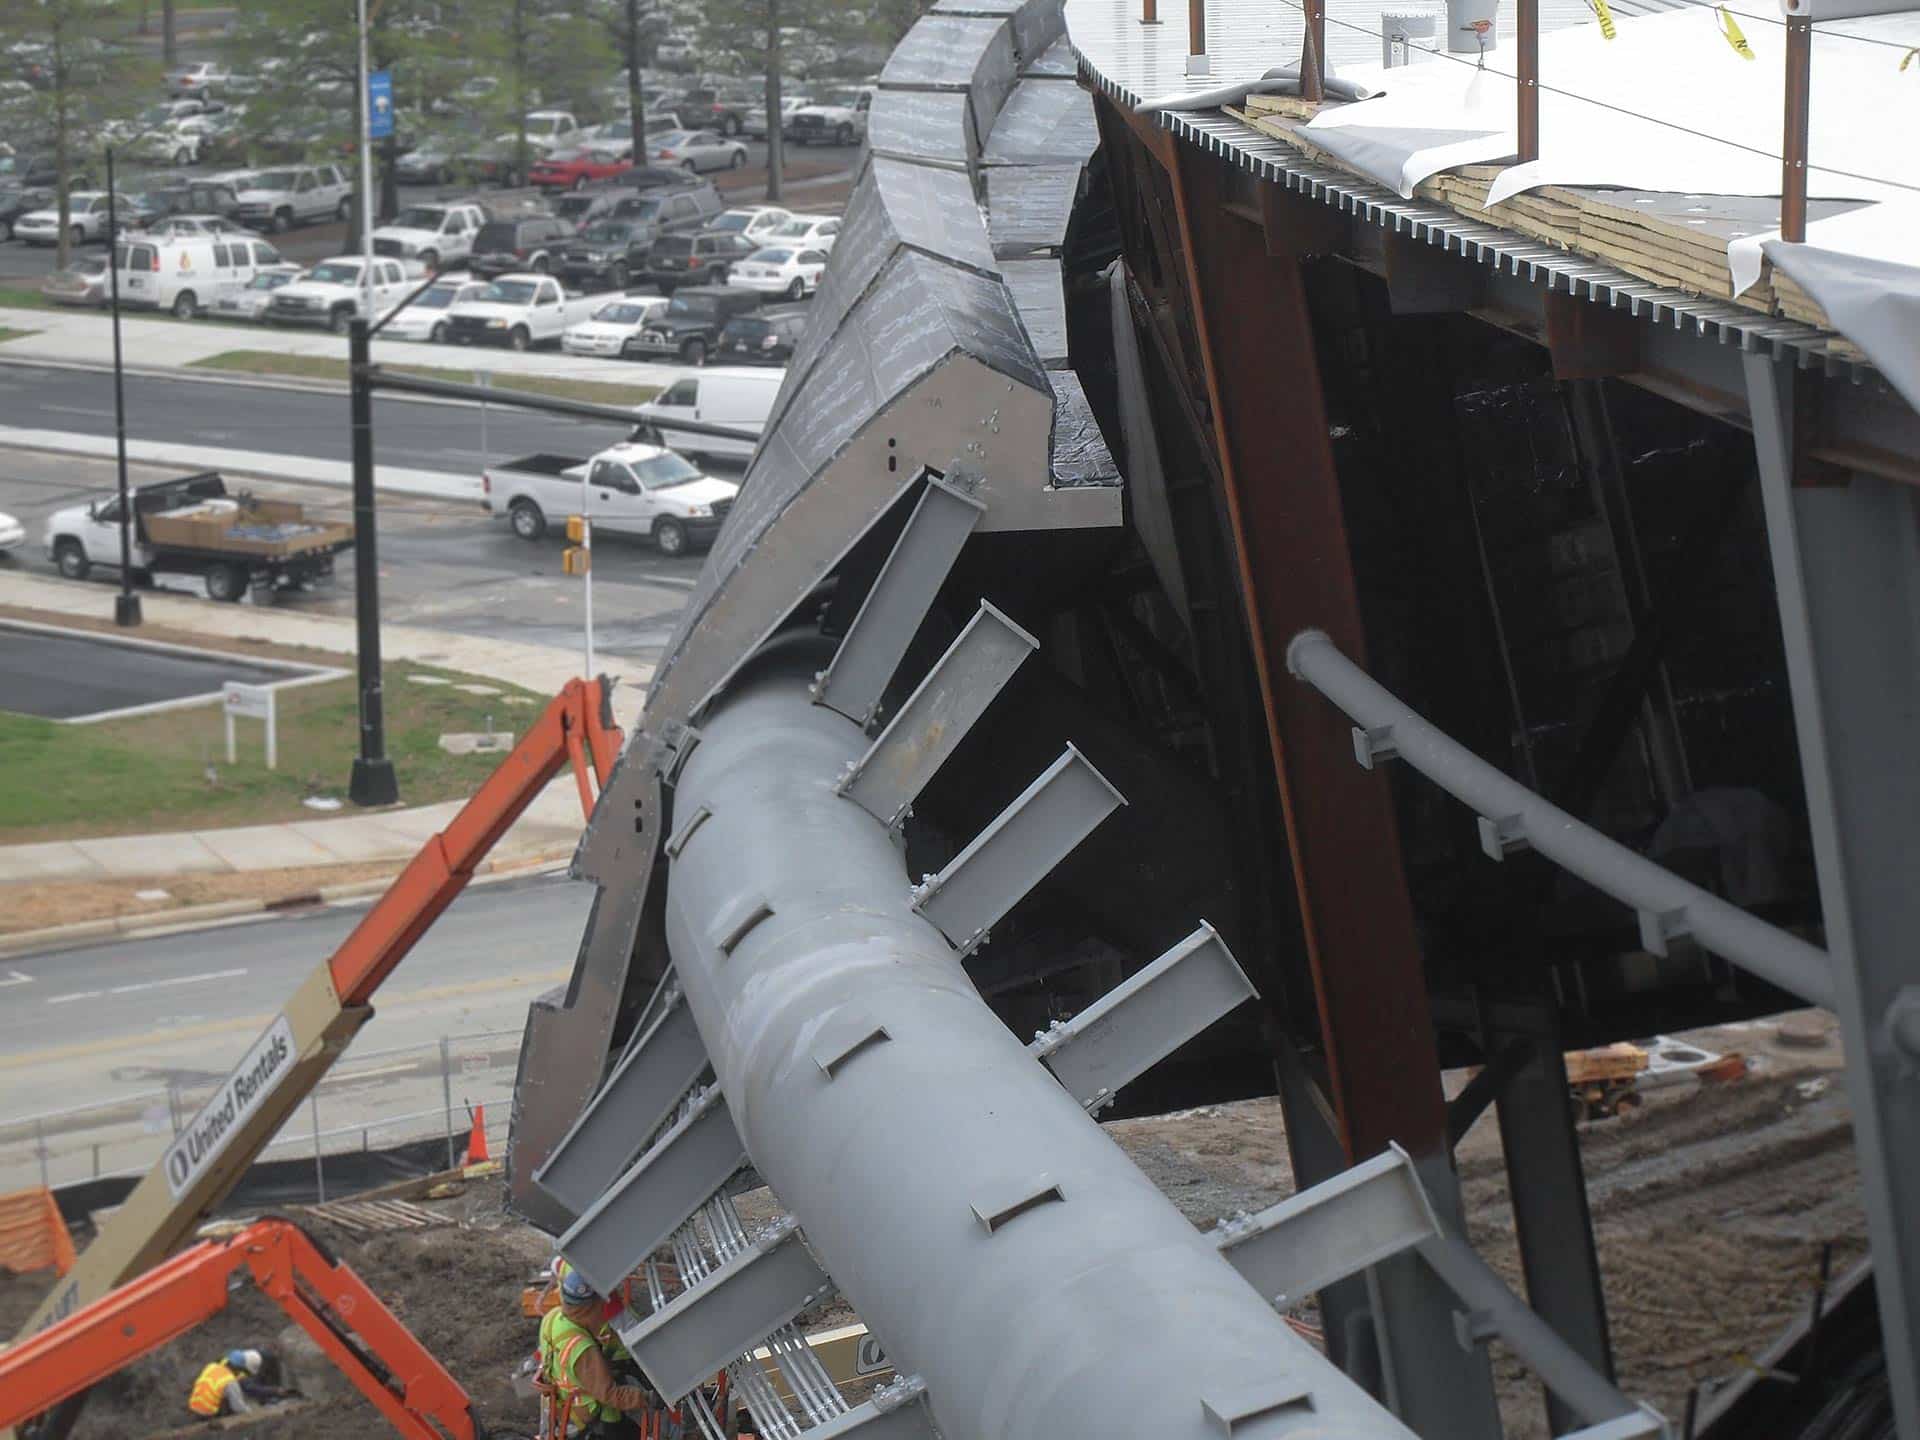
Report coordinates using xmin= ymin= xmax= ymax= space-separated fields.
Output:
xmin=812 ymin=1003 xmax=894 ymax=1079
xmin=558 ymin=1085 xmax=746 ymax=1297
xmin=614 ymin=1216 xmax=834 ymax=1402
xmin=838 ymin=599 xmax=1040 ymax=828
xmin=1028 ymin=921 xmax=1256 ymax=1112
xmin=806 ymin=1377 xmax=940 ymax=1439
xmin=533 ymin=990 xmax=711 ymax=1217
xmin=1216 ymin=1146 xmax=1668 ymax=1437
xmin=1202 ymin=1379 xmax=1315 ymax=1434
xmin=812 ymin=467 xmax=989 ymax=728
xmin=912 ymin=745 xmax=1126 ymax=954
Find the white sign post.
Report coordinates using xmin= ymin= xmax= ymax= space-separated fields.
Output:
xmin=224 ymin=682 xmax=277 ymax=769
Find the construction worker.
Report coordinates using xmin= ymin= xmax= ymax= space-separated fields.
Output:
xmin=539 ymin=1268 xmax=652 ymax=1437
xmin=186 ymin=1348 xmax=283 ymax=1418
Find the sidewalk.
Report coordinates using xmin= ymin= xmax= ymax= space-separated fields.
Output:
xmin=0 ymin=569 xmax=652 ymax=897
xmin=0 ymin=304 xmax=683 ymax=389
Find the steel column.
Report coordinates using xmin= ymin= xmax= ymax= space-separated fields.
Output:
xmin=1744 ymin=352 xmax=1920 ymax=1439
xmin=1161 ymin=136 xmax=1499 ymax=1436
xmin=1780 ymin=18 xmax=1812 ymax=243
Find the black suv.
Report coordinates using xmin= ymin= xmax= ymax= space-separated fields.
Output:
xmin=670 ymin=87 xmax=753 ymax=136
xmin=644 ymin=230 xmax=756 ymax=292
xmin=144 ymin=179 xmax=244 ymax=223
xmin=623 ymin=284 xmax=761 ymax=365
xmin=0 ymin=182 xmax=52 ymax=242
xmin=716 ymin=309 xmax=808 ymax=366
xmin=608 ymin=179 xmax=723 ymax=240
xmin=558 ymin=218 xmax=653 ymax=290
xmin=469 ymin=215 xmax=574 ymax=277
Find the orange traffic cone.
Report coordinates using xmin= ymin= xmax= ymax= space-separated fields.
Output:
xmin=461 ymin=1105 xmax=490 ymax=1166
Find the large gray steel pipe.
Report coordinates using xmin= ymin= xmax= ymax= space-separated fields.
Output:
xmin=664 ymin=641 xmax=1415 ymax=1440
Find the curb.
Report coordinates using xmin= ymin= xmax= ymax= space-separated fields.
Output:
xmin=0 ymin=846 xmax=576 ymax=959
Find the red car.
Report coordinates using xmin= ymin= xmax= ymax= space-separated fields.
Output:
xmin=529 ymin=147 xmax=634 ymax=191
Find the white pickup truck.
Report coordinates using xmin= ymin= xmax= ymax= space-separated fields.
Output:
xmin=482 ymin=441 xmax=738 ymax=556
xmin=372 ymin=201 xmax=488 ymax=271
xmin=786 ymin=87 xmax=873 ymax=146
xmin=442 ymin=274 xmax=602 ymax=351
xmin=266 ymin=256 xmax=415 ymax=333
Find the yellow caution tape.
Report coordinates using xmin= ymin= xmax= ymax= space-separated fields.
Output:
xmin=1717 ymin=6 xmax=1756 ymax=59
xmin=1902 ymin=46 xmax=1917 ymax=71
xmin=1586 ymin=0 xmax=1617 ymax=39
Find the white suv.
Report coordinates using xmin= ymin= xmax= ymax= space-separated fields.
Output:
xmin=234 ymin=164 xmax=352 ymax=232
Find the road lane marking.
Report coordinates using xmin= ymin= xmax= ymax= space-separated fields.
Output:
xmin=107 ymin=967 xmax=247 ymax=997
xmin=0 ymin=971 xmax=30 ymax=988
xmin=41 ymin=404 xmax=114 ymax=417
xmin=46 ymin=990 xmax=102 ymax=1005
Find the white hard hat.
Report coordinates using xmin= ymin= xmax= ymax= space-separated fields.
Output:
xmin=240 ymin=1349 xmax=264 ymax=1374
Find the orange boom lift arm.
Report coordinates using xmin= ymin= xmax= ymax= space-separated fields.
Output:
xmin=0 ymin=1218 xmax=477 ymax=1440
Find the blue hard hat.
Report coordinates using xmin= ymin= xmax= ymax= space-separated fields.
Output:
xmin=560 ymin=1267 xmax=597 ymax=1306
xmin=226 ymin=1349 xmax=250 ymax=1371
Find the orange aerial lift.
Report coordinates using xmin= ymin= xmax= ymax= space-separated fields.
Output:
xmin=6 ymin=676 xmax=621 ymax=1437
xmin=0 ymin=1218 xmax=476 ymax=1440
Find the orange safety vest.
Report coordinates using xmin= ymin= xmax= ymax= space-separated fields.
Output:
xmin=187 ymin=1360 xmax=237 ymax=1417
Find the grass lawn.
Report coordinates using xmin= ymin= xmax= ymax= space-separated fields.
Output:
xmin=0 ymin=661 xmax=547 ymax=846
xmin=0 ymin=286 xmax=51 ymax=311
xmin=189 ymin=350 xmax=660 ymax=407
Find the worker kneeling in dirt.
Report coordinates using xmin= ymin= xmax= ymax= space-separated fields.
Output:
xmin=186 ymin=1348 xmax=286 ymax=1419
xmin=540 ymin=1269 xmax=652 ymax=1437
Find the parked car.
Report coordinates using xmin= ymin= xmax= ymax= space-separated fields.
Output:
xmin=12 ymin=191 xmax=117 ymax=246
xmin=0 ymin=153 xmax=76 ymax=189
xmin=768 ymin=213 xmax=841 ymax=251
xmin=670 ymin=87 xmax=754 ymax=137
xmin=581 ymin=114 xmax=678 ymax=150
xmin=561 ymin=295 xmax=670 ymax=359
xmin=167 ymin=61 xmax=232 ymax=98
xmin=633 ymin=365 xmax=783 ymax=461
xmin=715 ymin=308 xmax=808 ymax=365
xmin=607 ymin=180 xmax=724 ymax=242
xmin=484 ymin=442 xmax=737 ymax=556
xmin=558 ymin=219 xmax=653 ymax=291
xmin=372 ymin=200 xmax=488 ymax=270
xmin=268 ymin=255 xmax=413 ymax=331
xmin=725 ymin=245 xmax=828 ymax=301
xmin=650 ymin=129 xmax=748 ymax=173
xmin=529 ymin=146 xmax=634 ymax=191
xmin=142 ymin=178 xmax=245 ymax=224
xmin=552 ymin=188 xmax=623 ymax=233
xmin=787 ymin=88 xmax=872 ymax=146
xmin=208 ymin=266 xmax=303 ymax=322
xmin=443 ymin=273 xmax=602 ymax=350
xmin=644 ymin=230 xmax=756 ymax=293
xmin=0 ymin=510 xmax=24 ymax=553
xmin=233 ymin=165 xmax=352 ymax=232
xmin=621 ymin=283 xmax=761 ymax=365
xmin=41 ymin=255 xmax=109 ymax=306
xmin=116 ymin=230 xmax=290 ymax=317
xmin=499 ymin=109 xmax=581 ymax=154
xmin=380 ymin=277 xmax=491 ymax=342
xmin=707 ymin=206 xmax=791 ymax=244
xmin=0 ymin=181 xmax=50 ymax=241
xmin=468 ymin=215 xmax=575 ymax=278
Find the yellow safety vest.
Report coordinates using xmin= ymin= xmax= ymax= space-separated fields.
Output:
xmin=550 ymin=1258 xmax=632 ymax=1364
xmin=188 ymin=1361 xmax=237 ymax=1417
xmin=539 ymin=1307 xmax=621 ymax=1424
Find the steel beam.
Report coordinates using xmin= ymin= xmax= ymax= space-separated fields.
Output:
xmin=534 ymin=991 xmax=709 ymax=1217
xmin=1745 ymin=351 xmax=1920 ymax=1439
xmin=813 ymin=470 xmax=988 ymax=728
xmin=1029 ymin=921 xmax=1256 ymax=1112
xmin=1159 ymin=129 xmax=1500 ymax=1436
xmin=614 ymin=1218 xmax=833 ymax=1402
xmin=911 ymin=746 xmax=1126 ymax=953
xmin=558 ymin=1085 xmax=746 ymax=1297
xmin=839 ymin=601 xmax=1040 ymax=828
xmin=660 ymin=644 xmax=1419 ymax=1439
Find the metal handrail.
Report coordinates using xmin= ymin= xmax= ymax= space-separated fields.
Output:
xmin=1285 ymin=628 xmax=1835 ymax=1009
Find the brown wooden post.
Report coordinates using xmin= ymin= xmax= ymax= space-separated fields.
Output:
xmin=1142 ymin=0 xmax=1158 ymax=23
xmin=1517 ymin=0 xmax=1540 ymax=161
xmin=1781 ymin=15 xmax=1812 ymax=242
xmin=1188 ymin=0 xmax=1207 ymax=69
xmin=1302 ymin=0 xmax=1327 ymax=102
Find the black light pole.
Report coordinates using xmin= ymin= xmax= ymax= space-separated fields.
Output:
xmin=104 ymin=148 xmax=141 ymax=629
xmin=346 ymin=316 xmax=397 ymax=806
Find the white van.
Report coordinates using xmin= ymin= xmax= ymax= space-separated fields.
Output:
xmin=634 ymin=366 xmax=783 ymax=462
xmin=115 ymin=230 xmax=291 ymax=318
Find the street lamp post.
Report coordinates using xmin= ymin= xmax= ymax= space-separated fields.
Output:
xmin=104 ymin=148 xmax=140 ymax=629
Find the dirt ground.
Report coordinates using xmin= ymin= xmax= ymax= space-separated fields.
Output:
xmin=0 ymin=1013 xmax=1861 ymax=1439
xmin=0 ymin=860 xmax=410 ymax=936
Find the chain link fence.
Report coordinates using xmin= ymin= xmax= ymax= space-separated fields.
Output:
xmin=0 ymin=1028 xmax=523 ymax=1201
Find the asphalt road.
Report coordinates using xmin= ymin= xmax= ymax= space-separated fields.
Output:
xmin=0 ymin=873 xmax=596 ymax=1189
xmin=0 ymin=362 xmax=631 ymax=474
xmin=0 ymin=447 xmax=706 ymax=668
xmin=0 ymin=624 xmax=303 ymax=718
